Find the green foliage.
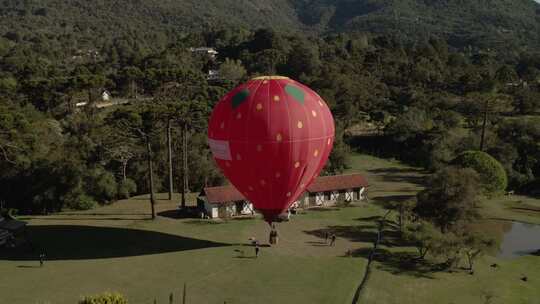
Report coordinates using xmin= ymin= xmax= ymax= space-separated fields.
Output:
xmin=118 ymin=179 xmax=137 ymax=199
xmin=86 ymin=168 xmax=118 ymax=204
xmin=416 ymin=167 xmax=481 ymax=232
xmin=78 ymin=292 xmax=128 ymax=304
xmin=403 ymin=220 xmax=444 ymax=259
xmin=66 ymin=193 xmax=97 ymax=211
xmin=452 ymin=151 xmax=508 ymax=195
xmin=219 ymin=58 xmax=246 ymax=83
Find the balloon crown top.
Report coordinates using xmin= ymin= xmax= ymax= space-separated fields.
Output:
xmin=251 ymin=76 xmax=290 ymax=80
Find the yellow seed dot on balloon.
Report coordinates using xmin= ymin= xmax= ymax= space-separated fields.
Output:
xmin=286 ymin=192 xmax=291 ymax=197
xmin=319 ymin=100 xmax=323 ymax=107
xmin=256 ymin=103 xmax=263 ymax=111
xmin=260 ymin=180 xmax=266 ymax=186
xmin=312 ymin=110 xmax=317 ymax=117
xmin=263 ymin=80 xmax=268 ymax=84
xmin=236 ymin=112 xmax=242 ymax=119
xmin=300 ymin=183 xmax=305 ymax=188
xmin=276 ymin=133 xmax=283 ymax=142
xmin=314 ymin=149 xmax=319 ymax=157
xmin=236 ymin=154 xmax=242 ymax=161
xmin=274 ymin=95 xmax=280 ymax=102
xmin=294 ymin=162 xmax=300 ymax=168
xmin=275 ymin=172 xmax=281 ymax=178
xmin=257 ymin=145 xmax=262 ymax=152
xmin=297 ymin=121 xmax=303 ymax=129
xmin=327 ymin=138 xmax=331 ymax=145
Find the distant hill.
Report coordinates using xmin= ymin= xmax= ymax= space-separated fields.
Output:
xmin=293 ymin=0 xmax=540 ymax=50
xmin=1 ymin=0 xmax=540 ymax=50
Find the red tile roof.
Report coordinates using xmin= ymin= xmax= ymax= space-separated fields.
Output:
xmin=203 ymin=185 xmax=245 ymax=204
xmin=307 ymin=174 xmax=368 ymax=193
xmin=203 ymin=174 xmax=368 ymax=204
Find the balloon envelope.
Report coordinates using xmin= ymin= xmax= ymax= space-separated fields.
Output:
xmin=208 ymin=76 xmax=335 ymax=222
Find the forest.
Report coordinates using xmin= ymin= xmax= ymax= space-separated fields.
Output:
xmin=1 ymin=11 xmax=540 ymax=215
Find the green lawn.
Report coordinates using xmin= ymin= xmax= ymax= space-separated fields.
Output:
xmin=0 ymin=153 xmax=539 ymax=304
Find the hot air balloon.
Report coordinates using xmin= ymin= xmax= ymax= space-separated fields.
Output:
xmin=208 ymin=76 xmax=335 ymax=224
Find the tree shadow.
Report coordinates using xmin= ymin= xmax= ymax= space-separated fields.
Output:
xmin=307 ymin=207 xmax=341 ymax=212
xmin=27 ymin=217 xmax=150 ymax=221
xmin=0 ymin=225 xmax=229 ymax=261
xmin=370 ymin=194 xmax=416 ymax=210
xmin=157 ymin=209 xmax=196 ymax=219
xmin=368 ymin=168 xmax=427 ymax=174
xmin=351 ymin=247 xmax=438 ymax=279
xmin=304 ymin=225 xmax=378 ymax=244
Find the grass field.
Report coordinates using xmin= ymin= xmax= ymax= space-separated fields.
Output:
xmin=0 ymin=153 xmax=539 ymax=304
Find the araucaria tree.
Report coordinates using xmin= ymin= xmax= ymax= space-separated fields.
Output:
xmin=108 ymin=105 xmax=162 ymax=219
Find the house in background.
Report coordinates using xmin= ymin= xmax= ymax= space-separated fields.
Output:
xmin=189 ymin=47 xmax=218 ymax=59
xmin=198 ymin=185 xmax=254 ymax=219
xmin=198 ymin=174 xmax=368 ymax=219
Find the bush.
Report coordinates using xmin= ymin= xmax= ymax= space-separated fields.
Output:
xmin=86 ymin=168 xmax=118 ymax=203
xmin=117 ymin=178 xmax=137 ymax=199
xmin=71 ymin=194 xmax=97 ymax=210
xmin=452 ymin=150 xmax=508 ymax=195
xmin=78 ymin=292 xmax=127 ymax=304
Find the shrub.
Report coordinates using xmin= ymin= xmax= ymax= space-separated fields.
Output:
xmin=86 ymin=168 xmax=118 ymax=203
xmin=117 ymin=178 xmax=137 ymax=199
xmin=72 ymin=194 xmax=97 ymax=210
xmin=78 ymin=292 xmax=127 ymax=304
xmin=452 ymin=150 xmax=508 ymax=195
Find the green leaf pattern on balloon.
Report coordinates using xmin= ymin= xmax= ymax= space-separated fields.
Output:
xmin=285 ymin=85 xmax=305 ymax=104
xmin=231 ymin=89 xmax=250 ymax=109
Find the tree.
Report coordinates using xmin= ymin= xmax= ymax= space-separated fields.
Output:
xmin=108 ymin=106 xmax=161 ymax=219
xmin=219 ymin=58 xmax=246 ymax=83
xmin=415 ymin=167 xmax=481 ymax=232
xmin=452 ymin=150 xmax=508 ymax=195
xmin=463 ymin=89 xmax=512 ymax=152
xmin=403 ymin=220 xmax=442 ymax=260
xmin=153 ymin=82 xmax=209 ymax=205
xmin=460 ymin=232 xmax=494 ymax=272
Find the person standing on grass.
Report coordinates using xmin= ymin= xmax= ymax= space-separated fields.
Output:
xmin=255 ymin=243 xmax=260 ymax=258
xmin=330 ymin=234 xmax=336 ymax=246
xmin=324 ymin=232 xmax=329 ymax=244
xmin=39 ymin=253 xmax=45 ymax=267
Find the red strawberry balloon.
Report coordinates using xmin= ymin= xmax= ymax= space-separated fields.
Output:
xmin=208 ymin=76 xmax=335 ymax=223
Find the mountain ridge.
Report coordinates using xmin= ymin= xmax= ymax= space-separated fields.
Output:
xmin=1 ymin=0 xmax=539 ymax=50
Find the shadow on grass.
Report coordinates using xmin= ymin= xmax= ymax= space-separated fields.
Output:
xmin=368 ymin=168 xmax=427 ymax=186
xmin=157 ymin=209 xmax=199 ymax=219
xmin=370 ymin=195 xmax=416 ymax=209
xmin=368 ymin=167 xmax=427 ymax=174
xmin=304 ymin=224 xmax=404 ymax=247
xmin=27 ymin=217 xmax=150 ymax=221
xmin=307 ymin=207 xmax=341 ymax=212
xmin=351 ymin=247 xmax=438 ymax=279
xmin=0 ymin=225 xmax=229 ymax=261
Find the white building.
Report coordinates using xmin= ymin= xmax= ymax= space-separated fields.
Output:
xmin=198 ymin=174 xmax=369 ymax=219
xmin=197 ymin=185 xmax=254 ymax=219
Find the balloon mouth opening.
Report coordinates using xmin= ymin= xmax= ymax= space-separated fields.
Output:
xmin=251 ymin=76 xmax=290 ymax=80
xmin=260 ymin=209 xmax=284 ymax=224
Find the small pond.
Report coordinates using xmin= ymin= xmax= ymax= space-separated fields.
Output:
xmin=497 ymin=221 xmax=540 ymax=259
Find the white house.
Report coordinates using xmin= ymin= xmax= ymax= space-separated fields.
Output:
xmin=197 ymin=185 xmax=254 ymax=219
xmin=189 ymin=47 xmax=218 ymax=59
xmin=198 ymin=174 xmax=369 ymax=219
xmin=101 ymin=90 xmax=111 ymax=102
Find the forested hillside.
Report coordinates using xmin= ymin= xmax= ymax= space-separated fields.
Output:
xmin=1 ymin=0 xmax=540 ymax=53
xmin=1 ymin=1 xmax=540 ymax=215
